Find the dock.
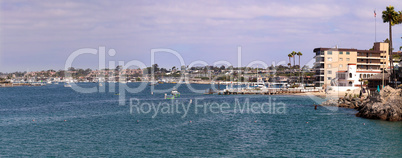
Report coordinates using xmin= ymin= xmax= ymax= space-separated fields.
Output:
xmin=0 ymin=83 xmax=46 ymax=87
xmin=218 ymin=88 xmax=320 ymax=95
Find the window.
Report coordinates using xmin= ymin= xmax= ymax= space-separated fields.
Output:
xmin=339 ymin=58 xmax=343 ymax=61
xmin=349 ymin=73 xmax=352 ymax=78
xmin=328 ymin=77 xmax=332 ymax=80
xmin=328 ymin=57 xmax=332 ymax=61
xmin=327 ymin=64 xmax=332 ymax=68
xmin=327 ymin=51 xmax=332 ymax=55
xmin=346 ymin=52 xmax=350 ymax=55
xmin=339 ymin=51 xmax=343 ymax=55
xmin=339 ymin=64 xmax=343 ymax=68
xmin=338 ymin=74 xmax=346 ymax=79
xmin=328 ymin=70 xmax=332 ymax=74
xmin=346 ymin=58 xmax=350 ymax=61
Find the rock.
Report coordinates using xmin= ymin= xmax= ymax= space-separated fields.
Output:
xmin=338 ymin=104 xmax=348 ymax=107
xmin=356 ymin=86 xmax=402 ymax=121
xmin=321 ymin=99 xmax=338 ymax=106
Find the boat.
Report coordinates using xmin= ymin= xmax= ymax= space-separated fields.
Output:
xmin=268 ymin=82 xmax=289 ymax=88
xmin=164 ymin=93 xmax=175 ymax=99
xmin=64 ymin=83 xmax=72 ymax=87
xmin=171 ymin=88 xmax=180 ymax=97
xmin=149 ymin=81 xmax=158 ymax=86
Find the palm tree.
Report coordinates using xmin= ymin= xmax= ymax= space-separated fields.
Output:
xmin=297 ymin=52 xmax=303 ymax=70
xmin=291 ymin=51 xmax=297 ymax=68
xmin=400 ymin=37 xmax=402 ymax=51
xmin=288 ymin=54 xmax=292 ymax=67
xmin=296 ymin=52 xmax=303 ymax=84
xmin=382 ymin=5 xmax=401 ymax=80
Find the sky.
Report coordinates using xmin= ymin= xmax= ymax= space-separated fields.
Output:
xmin=1 ymin=0 xmax=402 ymax=72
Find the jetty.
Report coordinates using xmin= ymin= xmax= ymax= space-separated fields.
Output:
xmin=219 ymin=88 xmax=320 ymax=95
xmin=0 ymin=83 xmax=46 ymax=87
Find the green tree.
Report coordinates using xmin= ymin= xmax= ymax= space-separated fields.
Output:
xmin=400 ymin=37 xmax=402 ymax=51
xmin=287 ymin=54 xmax=292 ymax=67
xmin=291 ymin=51 xmax=297 ymax=67
xmin=382 ymin=5 xmax=402 ymax=75
xmin=115 ymin=65 xmax=122 ymax=72
xmin=297 ymin=52 xmax=303 ymax=70
xmin=68 ymin=67 xmax=76 ymax=71
xmin=152 ymin=64 xmax=159 ymax=72
xmin=220 ymin=65 xmax=226 ymax=71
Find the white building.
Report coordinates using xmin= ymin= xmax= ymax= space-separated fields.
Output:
xmin=332 ymin=64 xmax=381 ymax=91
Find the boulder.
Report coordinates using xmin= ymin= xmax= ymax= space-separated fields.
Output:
xmin=356 ymin=86 xmax=402 ymax=121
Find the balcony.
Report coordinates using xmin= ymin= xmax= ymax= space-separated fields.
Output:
xmin=315 ymin=57 xmax=325 ymax=63
xmin=313 ymin=63 xmax=324 ymax=70
xmin=357 ymin=54 xmax=381 ymax=58
xmin=314 ymin=51 xmax=324 ymax=57
xmin=314 ymin=76 xmax=324 ymax=82
xmin=356 ymin=69 xmax=381 ymax=72
xmin=313 ymin=67 xmax=324 ymax=71
xmin=314 ymin=54 xmax=324 ymax=58
xmin=357 ymin=56 xmax=383 ymax=59
xmin=313 ymin=74 xmax=324 ymax=77
xmin=315 ymin=70 xmax=324 ymax=74
xmin=313 ymin=81 xmax=324 ymax=84
xmin=356 ymin=62 xmax=381 ymax=66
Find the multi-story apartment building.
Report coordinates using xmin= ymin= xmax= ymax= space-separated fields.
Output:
xmin=313 ymin=42 xmax=389 ymax=87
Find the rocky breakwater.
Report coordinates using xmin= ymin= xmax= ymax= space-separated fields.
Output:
xmin=321 ymin=86 xmax=402 ymax=121
xmin=321 ymin=96 xmax=369 ymax=109
xmin=356 ymin=86 xmax=402 ymax=121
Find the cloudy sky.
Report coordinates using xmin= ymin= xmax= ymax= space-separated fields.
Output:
xmin=1 ymin=0 xmax=402 ymax=72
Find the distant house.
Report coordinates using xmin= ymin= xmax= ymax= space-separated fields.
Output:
xmin=364 ymin=72 xmax=390 ymax=92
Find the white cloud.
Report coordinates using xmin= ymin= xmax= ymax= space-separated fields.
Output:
xmin=1 ymin=0 xmax=402 ymax=71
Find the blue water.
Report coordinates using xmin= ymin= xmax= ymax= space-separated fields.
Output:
xmin=0 ymin=83 xmax=401 ymax=157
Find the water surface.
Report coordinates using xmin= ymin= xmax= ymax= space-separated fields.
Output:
xmin=0 ymin=83 xmax=401 ymax=157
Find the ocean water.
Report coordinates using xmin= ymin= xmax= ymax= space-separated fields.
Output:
xmin=0 ymin=83 xmax=401 ymax=157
